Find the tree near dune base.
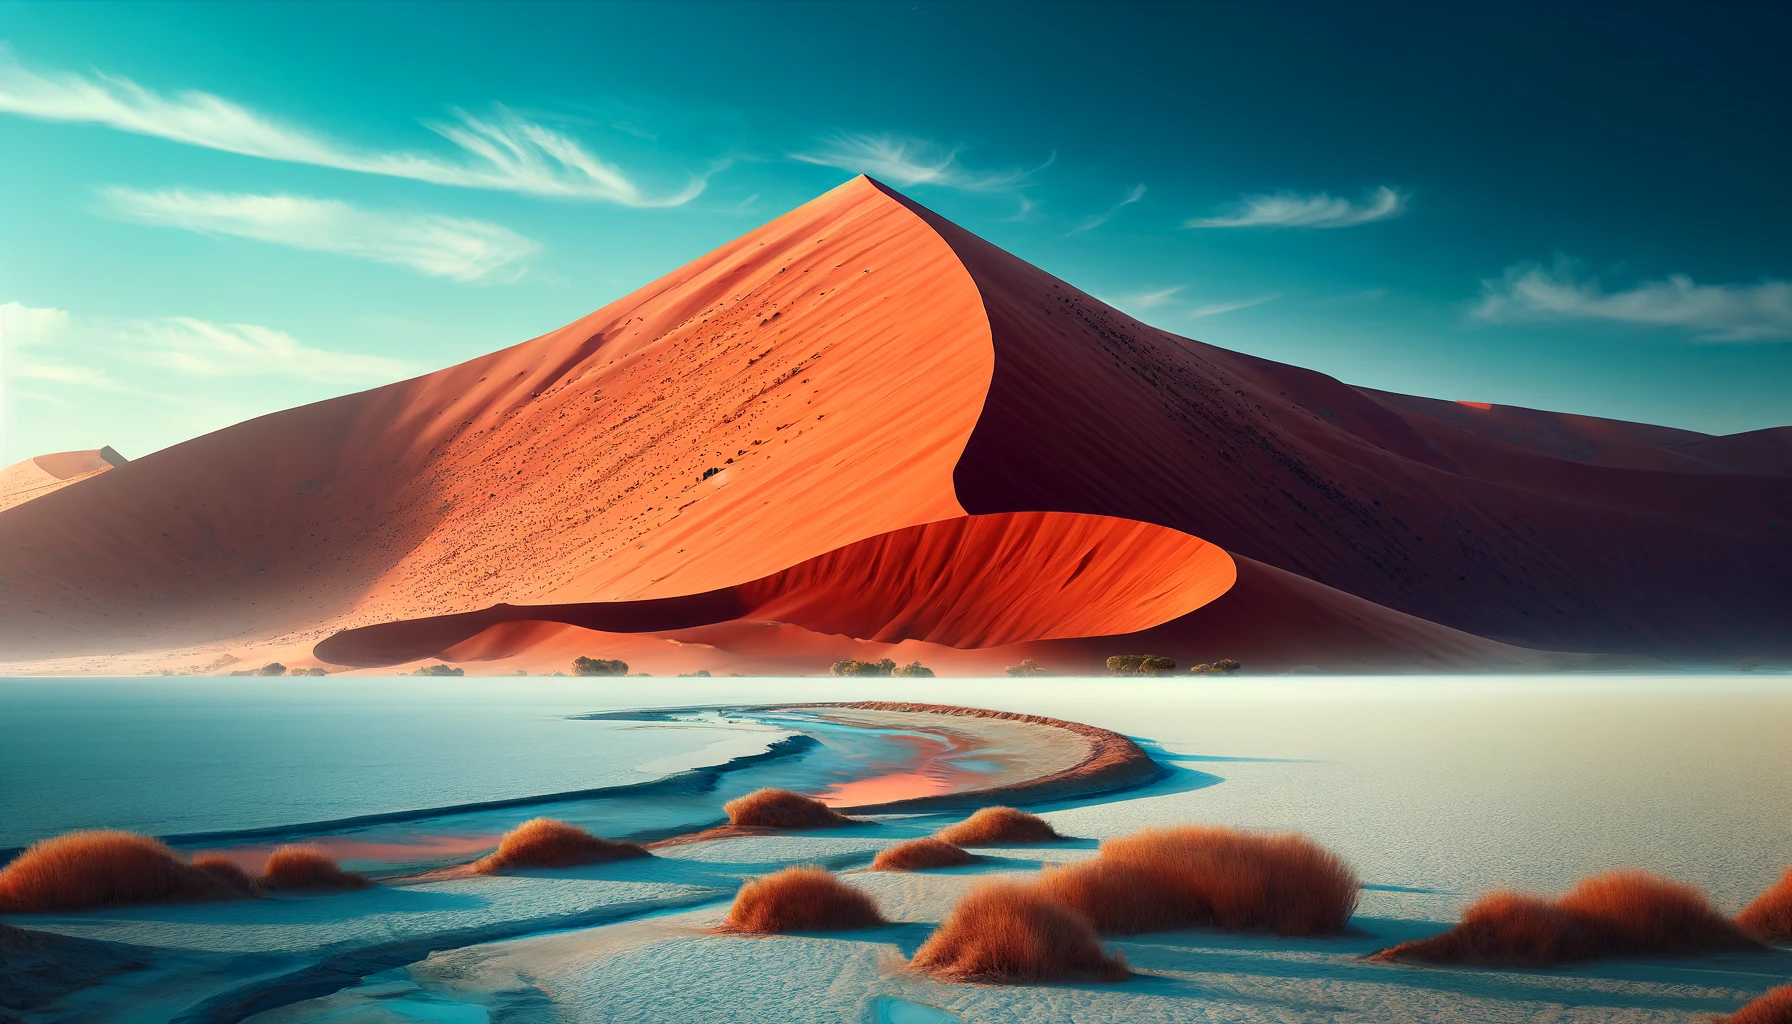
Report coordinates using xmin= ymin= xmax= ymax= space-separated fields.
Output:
xmin=1189 ymin=659 xmax=1242 ymax=675
xmin=1005 ymin=659 xmax=1046 ymax=677
xmin=410 ymin=664 xmax=464 ymax=677
xmin=572 ymin=657 xmax=629 ymax=676
xmin=1106 ymin=654 xmax=1176 ymax=675
xmin=892 ymin=660 xmax=934 ymax=677
xmin=830 ymin=658 xmax=896 ymax=677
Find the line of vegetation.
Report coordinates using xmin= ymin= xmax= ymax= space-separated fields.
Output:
xmin=572 ymin=656 xmax=629 ymax=676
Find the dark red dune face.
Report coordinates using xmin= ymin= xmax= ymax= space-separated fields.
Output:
xmin=910 ymin=880 xmax=1128 ymax=984
xmin=1373 ymin=870 xmax=1762 ymax=967
xmin=1721 ymin=986 xmax=1792 ymax=1024
xmin=1038 ymin=825 xmax=1359 ymax=936
xmin=723 ymin=789 xmax=856 ymax=830
xmin=1738 ymin=868 xmax=1792 ymax=941
xmin=871 ymin=838 xmax=976 ymax=871
xmin=257 ymin=845 xmax=372 ymax=892
xmin=0 ymin=831 xmax=252 ymax=912
xmin=933 ymin=807 xmax=1063 ymax=846
xmin=721 ymin=866 xmax=883 ymax=933
xmin=471 ymin=818 xmax=648 ymax=874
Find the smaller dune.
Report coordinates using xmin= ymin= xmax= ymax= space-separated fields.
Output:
xmin=872 ymin=838 xmax=976 ymax=871
xmin=1738 ymin=868 xmax=1792 ymax=942
xmin=471 ymin=818 xmax=649 ymax=874
xmin=1720 ymin=986 xmax=1792 ymax=1024
xmin=191 ymin=854 xmax=260 ymax=896
xmin=934 ymin=807 xmax=1063 ymax=846
xmin=258 ymin=846 xmax=372 ymax=892
xmin=1041 ymin=825 xmax=1359 ymax=936
xmin=910 ymin=881 xmax=1127 ymax=983
xmin=721 ymin=866 xmax=884 ymax=933
xmin=0 ymin=831 xmax=254 ymax=912
xmin=1373 ymin=870 xmax=1762 ymax=967
xmin=723 ymin=788 xmax=856 ymax=829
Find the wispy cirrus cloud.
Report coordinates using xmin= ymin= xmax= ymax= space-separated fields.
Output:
xmin=0 ymin=46 xmax=711 ymax=205
xmin=1188 ymin=186 xmax=1407 ymax=229
xmin=791 ymin=132 xmax=1049 ymax=191
xmin=2 ymin=301 xmax=417 ymax=387
xmin=1474 ymin=258 xmax=1792 ymax=342
xmin=1115 ymin=287 xmax=1278 ymax=321
xmin=1069 ymin=184 xmax=1146 ymax=235
xmin=98 ymin=187 xmax=538 ymax=282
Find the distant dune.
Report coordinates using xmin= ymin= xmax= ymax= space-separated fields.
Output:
xmin=1 ymin=177 xmax=1785 ymax=672
xmin=0 ymin=446 xmax=125 ymax=514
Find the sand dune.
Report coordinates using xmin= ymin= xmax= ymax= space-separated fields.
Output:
xmin=0 ymin=446 xmax=125 ymax=514
xmin=1 ymin=176 xmax=1784 ymax=669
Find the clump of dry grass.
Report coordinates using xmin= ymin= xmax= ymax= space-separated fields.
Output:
xmin=909 ymin=881 xmax=1127 ymax=983
xmin=191 ymin=853 xmax=259 ymax=896
xmin=257 ymin=845 xmax=372 ymax=892
xmin=1040 ymin=825 xmax=1358 ymax=936
xmin=720 ymin=866 xmax=883 ymax=933
xmin=470 ymin=818 xmax=648 ymax=874
xmin=0 ymin=831 xmax=251 ymax=912
xmin=723 ymin=789 xmax=855 ymax=829
xmin=871 ymin=838 xmax=976 ymax=871
xmin=1738 ymin=868 xmax=1792 ymax=942
xmin=1720 ymin=986 xmax=1792 ymax=1024
xmin=1372 ymin=870 xmax=1762 ymax=967
xmin=934 ymin=807 xmax=1063 ymax=846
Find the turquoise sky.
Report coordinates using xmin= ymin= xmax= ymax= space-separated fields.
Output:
xmin=3 ymin=1 xmax=1788 ymax=462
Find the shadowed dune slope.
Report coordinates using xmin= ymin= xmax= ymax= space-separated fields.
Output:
xmin=875 ymin=182 xmax=1790 ymax=657
xmin=314 ymin=511 xmax=1233 ymax=667
xmin=0 ymin=177 xmax=992 ymax=659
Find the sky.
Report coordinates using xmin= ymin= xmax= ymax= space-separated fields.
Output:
xmin=2 ymin=1 xmax=1789 ymax=463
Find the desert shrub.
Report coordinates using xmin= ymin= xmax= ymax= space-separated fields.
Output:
xmin=872 ymin=838 xmax=976 ymax=871
xmin=830 ymin=658 xmax=897 ymax=677
xmin=1106 ymin=655 xmax=1176 ymax=675
xmin=258 ymin=845 xmax=372 ymax=891
xmin=191 ymin=853 xmax=260 ymax=895
xmin=471 ymin=818 xmax=648 ymax=874
xmin=1721 ymin=986 xmax=1792 ymax=1024
xmin=296 ymin=667 xmax=329 ymax=677
xmin=255 ymin=663 xmax=287 ymax=677
xmin=1005 ymin=659 xmax=1045 ymax=677
xmin=1040 ymin=825 xmax=1358 ymax=936
xmin=892 ymin=660 xmax=935 ymax=678
xmin=910 ymin=881 xmax=1127 ymax=983
xmin=412 ymin=664 xmax=464 ymax=677
xmin=934 ymin=807 xmax=1064 ymax=846
xmin=572 ymin=656 xmax=629 ymax=676
xmin=1190 ymin=659 xmax=1243 ymax=675
xmin=723 ymin=788 xmax=855 ymax=829
xmin=1739 ymin=867 xmax=1792 ymax=941
xmin=1372 ymin=870 xmax=1761 ymax=967
xmin=0 ymin=831 xmax=251 ymax=912
xmin=700 ymin=466 xmax=722 ymax=481
xmin=721 ymin=866 xmax=883 ymax=933
xmin=677 ymin=670 xmax=712 ymax=677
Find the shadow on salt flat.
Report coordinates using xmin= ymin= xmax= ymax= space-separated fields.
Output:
xmin=872 ymin=995 xmax=962 ymax=1023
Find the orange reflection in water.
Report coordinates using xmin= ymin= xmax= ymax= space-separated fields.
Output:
xmin=817 ymin=769 xmax=960 ymax=807
xmin=202 ymin=833 xmax=500 ymax=872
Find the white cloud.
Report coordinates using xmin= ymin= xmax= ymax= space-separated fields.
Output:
xmin=1113 ymin=287 xmax=1277 ymax=322
xmin=1188 ymin=295 xmax=1278 ymax=318
xmin=791 ymin=133 xmax=1047 ymax=191
xmin=1 ymin=301 xmax=417 ymax=386
xmin=1474 ymin=258 xmax=1792 ymax=342
xmin=0 ymin=46 xmax=709 ymax=205
xmin=1129 ymin=285 xmax=1185 ymax=309
xmin=1070 ymin=184 xmax=1146 ymax=235
xmin=1188 ymin=186 xmax=1407 ymax=229
xmin=99 ymin=187 xmax=538 ymax=282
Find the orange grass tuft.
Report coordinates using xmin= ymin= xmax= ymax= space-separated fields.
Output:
xmin=471 ymin=818 xmax=648 ymax=874
xmin=258 ymin=845 xmax=372 ymax=892
xmin=933 ymin=807 xmax=1063 ymax=846
xmin=872 ymin=838 xmax=976 ymax=871
xmin=1738 ymin=868 xmax=1792 ymax=942
xmin=190 ymin=853 xmax=260 ymax=896
xmin=0 ymin=831 xmax=251 ymax=912
xmin=1373 ymin=870 xmax=1762 ymax=967
xmin=909 ymin=881 xmax=1128 ymax=983
xmin=723 ymin=788 xmax=854 ymax=829
xmin=721 ymin=866 xmax=883 ymax=933
xmin=1721 ymin=986 xmax=1792 ymax=1024
xmin=1040 ymin=825 xmax=1358 ymax=936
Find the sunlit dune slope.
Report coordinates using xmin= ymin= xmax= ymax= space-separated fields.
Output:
xmin=314 ymin=512 xmax=1234 ymax=667
xmin=0 ymin=447 xmax=126 ymax=514
xmin=0 ymin=177 xmax=992 ymax=658
xmin=876 ymin=182 xmax=1790 ymax=657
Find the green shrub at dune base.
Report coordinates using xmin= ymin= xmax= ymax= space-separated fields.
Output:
xmin=572 ymin=657 xmax=629 ymax=676
xmin=1106 ymin=655 xmax=1176 ymax=676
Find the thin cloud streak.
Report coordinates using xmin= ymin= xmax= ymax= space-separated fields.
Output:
xmin=791 ymin=132 xmax=1049 ymax=191
xmin=0 ymin=46 xmax=709 ymax=205
xmin=1115 ymin=287 xmax=1277 ymax=321
xmin=1475 ymin=258 xmax=1792 ymax=341
xmin=99 ymin=187 xmax=539 ymax=282
xmin=1069 ymin=183 xmax=1146 ymax=235
xmin=1189 ymin=186 xmax=1407 ymax=229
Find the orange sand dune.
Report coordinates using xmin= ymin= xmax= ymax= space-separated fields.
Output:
xmin=2 ymin=175 xmax=1785 ymax=667
xmin=0 ymin=446 xmax=126 ymax=514
xmin=313 ymin=511 xmax=1233 ymax=667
